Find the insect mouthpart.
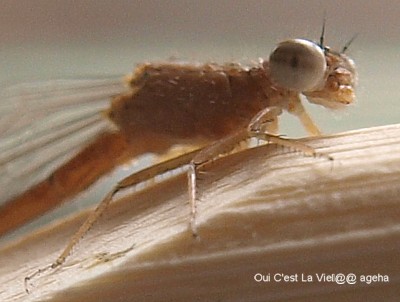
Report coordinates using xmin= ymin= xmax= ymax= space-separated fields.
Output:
xmin=303 ymin=51 xmax=357 ymax=109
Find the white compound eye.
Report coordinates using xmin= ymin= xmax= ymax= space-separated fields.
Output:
xmin=269 ymin=39 xmax=327 ymax=92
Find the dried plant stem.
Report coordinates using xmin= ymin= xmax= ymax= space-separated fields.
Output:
xmin=1 ymin=123 xmax=400 ymax=302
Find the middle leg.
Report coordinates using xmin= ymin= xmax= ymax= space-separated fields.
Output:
xmin=188 ymin=106 xmax=332 ymax=236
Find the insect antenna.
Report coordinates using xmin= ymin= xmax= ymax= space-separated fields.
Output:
xmin=341 ymin=33 xmax=359 ymax=53
xmin=319 ymin=13 xmax=326 ymax=49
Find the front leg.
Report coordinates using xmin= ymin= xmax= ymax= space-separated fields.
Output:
xmin=247 ymin=106 xmax=323 ymax=157
xmin=287 ymin=95 xmax=322 ymax=136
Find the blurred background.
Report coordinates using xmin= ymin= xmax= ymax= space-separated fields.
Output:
xmin=1 ymin=0 xmax=399 ymax=135
xmin=0 ymin=1 xmax=399 ymax=241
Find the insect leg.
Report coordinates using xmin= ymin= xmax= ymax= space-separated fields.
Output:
xmin=188 ymin=106 xmax=332 ymax=237
xmin=287 ymin=96 xmax=322 ymax=136
xmin=247 ymin=105 xmax=331 ymax=159
xmin=188 ymin=130 xmax=249 ymax=236
xmin=25 ymin=188 xmax=118 ymax=293
xmin=24 ymin=148 xmax=201 ymax=292
xmin=188 ymin=107 xmax=285 ymax=236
